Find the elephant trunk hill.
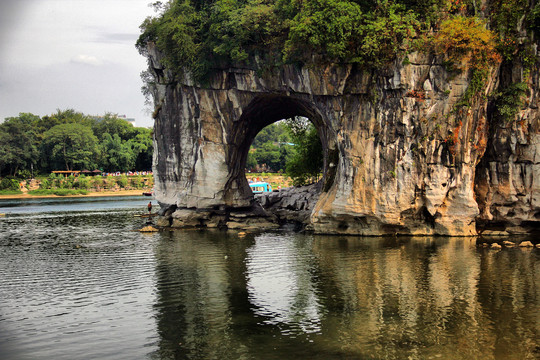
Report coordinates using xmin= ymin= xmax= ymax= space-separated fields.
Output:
xmin=144 ymin=39 xmax=539 ymax=237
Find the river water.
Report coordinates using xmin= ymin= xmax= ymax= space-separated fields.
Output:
xmin=0 ymin=196 xmax=538 ymax=360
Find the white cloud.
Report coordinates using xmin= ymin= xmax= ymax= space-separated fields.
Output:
xmin=0 ymin=0 xmax=155 ymax=127
xmin=71 ymin=54 xmax=103 ymax=66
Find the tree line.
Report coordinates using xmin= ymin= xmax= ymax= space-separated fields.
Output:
xmin=0 ymin=110 xmax=153 ymax=178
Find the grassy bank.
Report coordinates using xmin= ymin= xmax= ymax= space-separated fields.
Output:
xmin=28 ymin=189 xmax=89 ymax=196
xmin=0 ymin=189 xmax=147 ymax=200
xmin=0 ymin=190 xmax=23 ymax=196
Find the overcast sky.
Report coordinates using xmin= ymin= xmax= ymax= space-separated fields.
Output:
xmin=0 ymin=0 xmax=156 ymax=127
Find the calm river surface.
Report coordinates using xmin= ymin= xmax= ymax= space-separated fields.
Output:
xmin=0 ymin=196 xmax=538 ymax=359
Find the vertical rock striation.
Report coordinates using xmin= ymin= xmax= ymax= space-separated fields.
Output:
xmin=475 ymin=61 xmax=540 ymax=235
xmin=146 ymin=42 xmax=539 ymax=236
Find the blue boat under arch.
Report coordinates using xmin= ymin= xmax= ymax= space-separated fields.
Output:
xmin=249 ymin=182 xmax=272 ymax=193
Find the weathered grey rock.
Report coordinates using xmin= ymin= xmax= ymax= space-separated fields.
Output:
xmin=255 ymin=184 xmax=320 ymax=227
xmin=171 ymin=209 xmax=209 ymax=228
xmin=144 ymin=42 xmax=539 ymax=235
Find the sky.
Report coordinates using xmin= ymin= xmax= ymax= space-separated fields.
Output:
xmin=0 ymin=0 xmax=157 ymax=127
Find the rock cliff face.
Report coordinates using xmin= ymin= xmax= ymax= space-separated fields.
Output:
xmin=147 ymin=43 xmax=539 ymax=236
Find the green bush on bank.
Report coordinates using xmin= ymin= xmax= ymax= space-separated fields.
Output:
xmin=0 ymin=178 xmax=20 ymax=191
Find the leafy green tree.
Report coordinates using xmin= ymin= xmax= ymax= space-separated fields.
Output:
xmin=248 ymin=121 xmax=293 ymax=172
xmin=246 ymin=151 xmax=257 ymax=171
xmin=254 ymin=141 xmax=282 ymax=171
xmin=285 ymin=119 xmax=323 ymax=186
xmin=91 ymin=114 xmax=137 ymax=141
xmin=130 ymin=128 xmax=154 ymax=170
xmin=251 ymin=121 xmax=291 ymax=148
xmin=42 ymin=123 xmax=99 ymax=171
xmin=0 ymin=113 xmax=40 ymax=177
xmin=34 ymin=109 xmax=93 ymax=134
xmin=100 ymin=133 xmax=136 ymax=172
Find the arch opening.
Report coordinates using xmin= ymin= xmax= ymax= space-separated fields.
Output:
xmin=225 ymin=95 xmax=337 ymax=223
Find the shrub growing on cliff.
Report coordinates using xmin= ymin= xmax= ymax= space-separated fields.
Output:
xmin=433 ymin=16 xmax=501 ymax=106
xmin=283 ymin=0 xmax=364 ymax=62
xmin=494 ymin=82 xmax=528 ymax=122
xmin=433 ymin=16 xmax=500 ymax=71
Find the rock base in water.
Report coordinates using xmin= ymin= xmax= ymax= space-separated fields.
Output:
xmin=255 ymin=184 xmax=320 ymax=228
xmin=156 ymin=203 xmax=279 ymax=231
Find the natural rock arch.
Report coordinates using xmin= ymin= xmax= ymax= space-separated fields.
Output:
xmin=147 ymin=44 xmax=539 ymax=236
xmin=226 ymin=95 xmax=335 ymax=206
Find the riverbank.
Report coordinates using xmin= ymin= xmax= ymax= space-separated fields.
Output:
xmin=0 ymin=189 xmax=150 ymax=200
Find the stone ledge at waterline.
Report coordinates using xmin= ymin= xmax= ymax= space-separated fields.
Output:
xmin=147 ymin=45 xmax=539 ymax=236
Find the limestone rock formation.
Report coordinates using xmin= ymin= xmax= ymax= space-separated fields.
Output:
xmin=146 ymin=43 xmax=539 ymax=236
xmin=255 ymin=184 xmax=320 ymax=227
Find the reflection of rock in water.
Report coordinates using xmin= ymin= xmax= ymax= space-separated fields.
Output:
xmin=150 ymin=233 xmax=540 ymax=359
xmin=150 ymin=231 xmax=253 ymax=359
xmin=310 ymin=237 xmax=539 ymax=359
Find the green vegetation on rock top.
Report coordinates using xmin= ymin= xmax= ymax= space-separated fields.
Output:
xmin=137 ymin=0 xmax=535 ymax=85
xmin=137 ymin=0 xmax=429 ymax=82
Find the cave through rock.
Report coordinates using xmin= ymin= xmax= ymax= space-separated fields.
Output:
xmin=225 ymin=95 xmax=337 ymax=210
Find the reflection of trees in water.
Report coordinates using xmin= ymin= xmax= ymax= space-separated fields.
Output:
xmin=151 ymin=233 xmax=539 ymax=359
